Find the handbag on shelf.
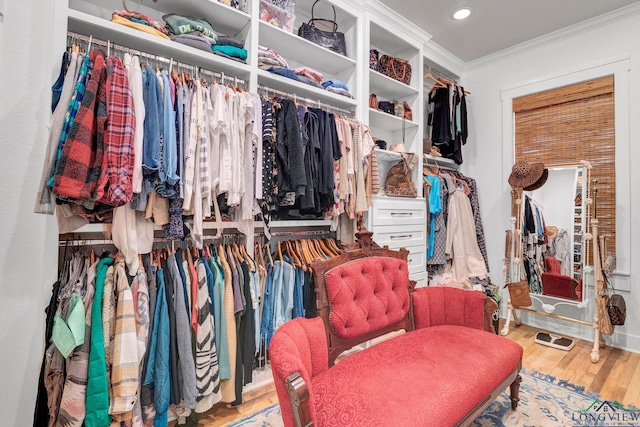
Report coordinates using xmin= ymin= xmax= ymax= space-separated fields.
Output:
xmin=394 ymin=100 xmax=404 ymax=118
xmin=378 ymin=100 xmax=395 ymax=115
xmin=369 ymin=93 xmax=378 ymax=109
xmin=298 ymin=0 xmax=347 ymax=56
xmin=384 ymin=154 xmax=417 ymax=197
xmin=379 ymin=54 xmax=412 ymax=85
xmin=369 ymin=48 xmax=379 ymax=71
xmin=403 ymin=101 xmax=412 ymax=121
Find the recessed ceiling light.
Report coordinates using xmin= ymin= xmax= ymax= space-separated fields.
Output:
xmin=452 ymin=7 xmax=472 ymax=20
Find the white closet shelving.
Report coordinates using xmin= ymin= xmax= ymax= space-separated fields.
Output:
xmin=369 ymin=108 xmax=418 ymax=131
xmin=54 ymin=0 xmax=466 ymax=352
xmin=256 ymin=69 xmax=357 ymax=107
xmin=364 ymin=15 xmax=426 ymax=287
xmin=258 ymin=20 xmax=356 ymax=75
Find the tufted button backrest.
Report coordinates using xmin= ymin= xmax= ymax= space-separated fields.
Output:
xmin=324 ymin=257 xmax=410 ymax=340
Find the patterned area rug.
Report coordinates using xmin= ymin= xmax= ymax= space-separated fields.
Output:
xmin=228 ymin=368 xmax=638 ymax=427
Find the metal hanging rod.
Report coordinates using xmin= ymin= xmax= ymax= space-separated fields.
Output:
xmin=269 ymin=230 xmax=336 ymax=237
xmin=257 ymin=85 xmax=356 ymax=117
xmin=424 ymin=64 xmax=458 ymax=84
xmin=66 ymin=31 xmax=247 ymax=87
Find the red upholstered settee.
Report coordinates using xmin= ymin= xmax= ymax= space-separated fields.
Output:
xmin=269 ymin=231 xmax=523 ymax=427
xmin=542 ymin=256 xmax=582 ymax=300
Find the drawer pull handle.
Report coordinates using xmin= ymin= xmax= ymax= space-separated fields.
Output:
xmin=391 ymin=212 xmax=413 ymax=217
xmin=390 ymin=235 xmax=412 ymax=240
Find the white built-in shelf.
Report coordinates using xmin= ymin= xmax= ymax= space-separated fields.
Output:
xmin=67 ymin=9 xmax=251 ymax=78
xmin=70 ymin=0 xmax=251 ymax=38
xmin=369 ymin=108 xmax=418 ymax=131
xmin=370 ymin=21 xmax=419 ymax=57
xmin=423 ymin=153 xmax=457 ymax=168
xmin=258 ymin=21 xmax=356 ymax=75
xmin=369 ymin=69 xmax=418 ymax=100
xmin=257 ymin=69 xmax=357 ymax=109
xmin=374 ymin=148 xmax=401 ymax=162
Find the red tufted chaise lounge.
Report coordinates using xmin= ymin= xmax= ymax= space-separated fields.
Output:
xmin=269 ymin=230 xmax=523 ymax=427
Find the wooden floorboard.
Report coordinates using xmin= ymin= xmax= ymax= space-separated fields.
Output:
xmin=197 ymin=321 xmax=640 ymax=426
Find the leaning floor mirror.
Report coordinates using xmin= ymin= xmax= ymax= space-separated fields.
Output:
xmin=502 ymin=162 xmax=604 ymax=362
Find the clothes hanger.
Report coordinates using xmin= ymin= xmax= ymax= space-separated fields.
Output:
xmin=312 ymin=239 xmax=326 ymax=260
xmin=300 ymin=239 xmax=314 ymax=265
xmin=255 ymin=242 xmax=266 ymax=270
xmin=277 ymin=241 xmax=284 ymax=264
xmin=265 ymin=243 xmax=274 ymax=266
xmin=241 ymin=243 xmax=255 ymax=270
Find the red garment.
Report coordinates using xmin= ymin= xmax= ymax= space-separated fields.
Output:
xmin=54 ymin=51 xmax=107 ymax=200
xmin=96 ymin=56 xmax=135 ymax=206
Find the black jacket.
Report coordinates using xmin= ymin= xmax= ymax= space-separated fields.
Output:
xmin=275 ymin=99 xmax=307 ymax=200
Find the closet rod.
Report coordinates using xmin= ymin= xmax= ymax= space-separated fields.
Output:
xmin=257 ymin=85 xmax=355 ymax=117
xmin=66 ymin=31 xmax=248 ymax=87
xmin=423 ymin=64 xmax=457 ymax=84
xmin=269 ymin=230 xmax=335 ymax=237
xmin=59 ymin=233 xmax=249 ymax=247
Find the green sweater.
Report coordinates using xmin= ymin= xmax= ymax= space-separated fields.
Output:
xmin=84 ymin=256 xmax=114 ymax=427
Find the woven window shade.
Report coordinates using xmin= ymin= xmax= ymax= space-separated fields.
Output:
xmin=513 ymin=76 xmax=616 ymax=262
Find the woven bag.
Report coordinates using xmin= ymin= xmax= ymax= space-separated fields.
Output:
xmin=385 ymin=154 xmax=417 ymax=197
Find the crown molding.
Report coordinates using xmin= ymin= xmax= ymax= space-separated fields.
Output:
xmin=364 ymin=0 xmax=433 ymax=48
xmin=423 ymin=40 xmax=465 ymax=78
xmin=465 ymin=2 xmax=640 ymax=71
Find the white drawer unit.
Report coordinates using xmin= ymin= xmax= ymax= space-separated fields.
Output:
xmin=371 ymin=197 xmax=427 ymax=227
xmin=370 ymin=196 xmax=428 ymax=285
xmin=405 ymin=245 xmax=426 ymax=275
xmin=373 ymin=225 xmax=425 ymax=249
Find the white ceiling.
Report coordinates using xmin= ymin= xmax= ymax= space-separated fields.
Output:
xmin=378 ymin=0 xmax=640 ymax=62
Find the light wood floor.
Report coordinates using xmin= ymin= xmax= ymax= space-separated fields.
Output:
xmin=194 ymin=322 xmax=640 ymax=426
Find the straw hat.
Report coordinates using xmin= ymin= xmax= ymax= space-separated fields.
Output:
xmin=508 ymin=161 xmax=548 ymax=190
xmin=545 ymin=225 xmax=558 ymax=240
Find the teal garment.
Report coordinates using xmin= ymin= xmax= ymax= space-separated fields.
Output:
xmin=211 ymin=45 xmax=248 ymax=60
xmin=85 ymin=256 xmax=114 ymax=427
xmin=208 ymin=256 xmax=230 ymax=380
xmin=143 ymin=268 xmax=170 ymax=427
xmin=426 ymin=175 xmax=442 ymax=259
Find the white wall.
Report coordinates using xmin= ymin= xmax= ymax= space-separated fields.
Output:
xmin=0 ymin=0 xmax=59 ymax=423
xmin=461 ymin=12 xmax=640 ymax=353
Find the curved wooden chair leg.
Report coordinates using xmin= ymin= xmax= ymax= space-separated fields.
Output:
xmin=509 ymin=373 xmax=522 ymax=410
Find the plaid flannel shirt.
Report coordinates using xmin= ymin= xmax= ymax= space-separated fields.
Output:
xmin=54 ymin=52 xmax=108 ymax=201
xmin=109 ymin=257 xmax=139 ymax=421
xmin=96 ymin=56 xmax=135 ymax=206
xmin=47 ymin=54 xmax=92 ymax=189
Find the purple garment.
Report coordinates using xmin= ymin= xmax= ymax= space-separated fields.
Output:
xmin=162 ymin=198 xmax=185 ymax=239
xmin=170 ymin=34 xmax=211 ymax=53
xmin=216 ymin=35 xmax=244 ymax=48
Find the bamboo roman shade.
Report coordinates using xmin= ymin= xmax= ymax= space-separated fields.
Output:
xmin=513 ymin=75 xmax=616 ymax=257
